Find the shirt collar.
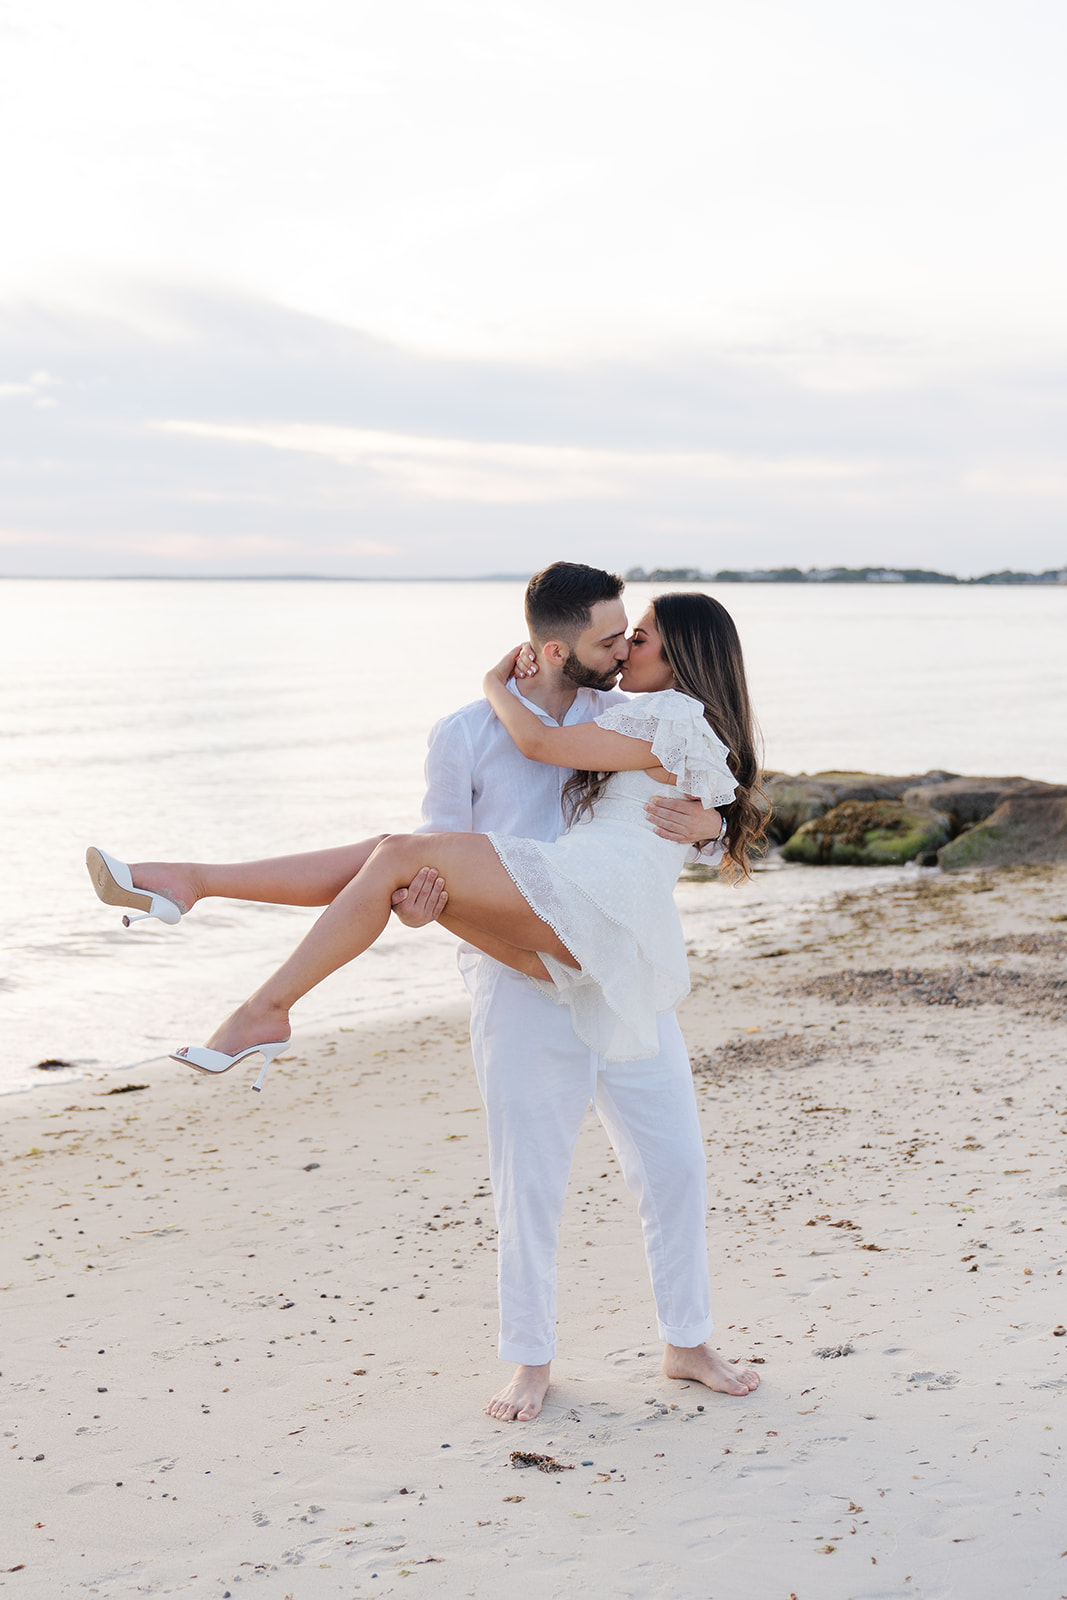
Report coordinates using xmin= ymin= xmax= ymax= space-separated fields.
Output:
xmin=505 ymin=678 xmax=626 ymax=727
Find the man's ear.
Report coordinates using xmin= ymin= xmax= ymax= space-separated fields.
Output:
xmin=541 ymin=638 xmax=569 ymax=667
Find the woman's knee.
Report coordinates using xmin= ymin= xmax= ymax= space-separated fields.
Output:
xmin=367 ymin=832 xmax=419 ymax=875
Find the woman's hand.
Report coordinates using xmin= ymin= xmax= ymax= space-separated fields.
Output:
xmin=484 ymin=645 xmax=526 ymax=693
xmin=513 ymin=642 xmax=538 ymax=679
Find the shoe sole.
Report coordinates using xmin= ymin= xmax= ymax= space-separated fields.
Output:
xmin=85 ymin=847 xmax=152 ymax=914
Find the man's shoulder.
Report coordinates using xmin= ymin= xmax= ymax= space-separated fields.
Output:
xmin=427 ymin=697 xmax=496 ymax=743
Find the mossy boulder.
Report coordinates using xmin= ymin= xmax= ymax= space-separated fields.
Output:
xmin=781 ymin=800 xmax=953 ymax=866
xmin=902 ymin=775 xmax=1056 ymax=830
xmin=938 ymin=788 xmax=1067 ymax=871
xmin=763 ymin=770 xmax=957 ymax=844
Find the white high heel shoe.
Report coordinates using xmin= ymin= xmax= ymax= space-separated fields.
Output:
xmin=170 ymin=1038 xmax=291 ymax=1092
xmin=86 ymin=847 xmax=182 ymax=927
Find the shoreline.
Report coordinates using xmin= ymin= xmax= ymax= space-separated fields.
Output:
xmin=3 ymin=864 xmax=1065 ymax=1597
xmin=7 ymin=859 xmax=927 ymax=1099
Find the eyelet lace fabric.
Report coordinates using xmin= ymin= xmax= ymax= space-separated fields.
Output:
xmin=488 ymin=691 xmax=737 ymax=1060
xmin=594 ymin=689 xmax=736 ymax=808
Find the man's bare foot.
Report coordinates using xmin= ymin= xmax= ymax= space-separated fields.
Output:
xmin=129 ymin=861 xmax=203 ymax=916
xmin=202 ymin=999 xmax=291 ymax=1057
xmin=485 ymin=1363 xmax=551 ymax=1422
xmin=662 ymin=1343 xmax=761 ymax=1395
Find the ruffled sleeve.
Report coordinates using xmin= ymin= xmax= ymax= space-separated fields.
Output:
xmin=593 ymin=689 xmax=737 ymax=808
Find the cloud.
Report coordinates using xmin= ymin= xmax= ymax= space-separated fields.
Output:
xmin=0 ymin=283 xmax=1065 ymax=576
xmin=965 ymin=469 xmax=1067 ymax=500
xmin=157 ymin=420 xmax=872 ymax=505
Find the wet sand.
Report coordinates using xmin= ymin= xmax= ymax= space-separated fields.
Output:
xmin=3 ymin=865 xmax=1065 ymax=1598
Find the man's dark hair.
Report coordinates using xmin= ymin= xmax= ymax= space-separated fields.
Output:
xmin=524 ymin=561 xmax=625 ymax=644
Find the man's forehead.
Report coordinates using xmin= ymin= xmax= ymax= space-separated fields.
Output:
xmin=584 ymin=599 xmax=629 ymax=640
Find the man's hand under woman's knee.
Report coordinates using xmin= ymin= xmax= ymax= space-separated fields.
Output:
xmin=391 ymin=866 xmax=449 ymax=928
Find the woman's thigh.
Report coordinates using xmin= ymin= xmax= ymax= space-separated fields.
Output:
xmin=376 ymin=833 xmax=576 ymax=964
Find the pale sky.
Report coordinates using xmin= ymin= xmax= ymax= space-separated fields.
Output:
xmin=2 ymin=0 xmax=1066 ymax=576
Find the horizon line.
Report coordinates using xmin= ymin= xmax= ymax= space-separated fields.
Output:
xmin=2 ymin=568 xmax=1065 ymax=586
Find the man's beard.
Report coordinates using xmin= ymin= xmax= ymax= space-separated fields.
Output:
xmin=562 ymin=652 xmax=621 ymax=692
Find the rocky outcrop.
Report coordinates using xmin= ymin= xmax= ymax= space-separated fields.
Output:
xmin=767 ymin=768 xmax=1062 ymax=869
xmin=937 ymin=788 xmax=1067 ymax=870
xmin=762 ymin=770 xmax=956 ymax=843
xmin=779 ymin=800 xmax=953 ymax=867
xmin=902 ymin=776 xmax=1056 ymax=830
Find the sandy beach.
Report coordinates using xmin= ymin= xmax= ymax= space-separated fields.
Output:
xmin=3 ymin=864 xmax=1066 ymax=1600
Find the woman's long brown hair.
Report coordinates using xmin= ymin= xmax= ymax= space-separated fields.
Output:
xmin=562 ymin=591 xmax=767 ymax=878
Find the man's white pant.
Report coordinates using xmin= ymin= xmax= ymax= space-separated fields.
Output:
xmin=467 ymin=956 xmax=714 ymax=1365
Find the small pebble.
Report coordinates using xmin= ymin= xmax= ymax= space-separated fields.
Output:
xmin=97 ymin=1387 xmax=108 ymax=1393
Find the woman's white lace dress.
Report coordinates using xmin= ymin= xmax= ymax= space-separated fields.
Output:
xmin=487 ymin=689 xmax=737 ymax=1061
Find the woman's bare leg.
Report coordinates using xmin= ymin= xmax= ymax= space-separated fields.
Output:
xmin=128 ymin=840 xmax=388 ymax=914
xmin=436 ymin=911 xmax=550 ymax=980
xmin=197 ymin=833 xmax=575 ymax=1056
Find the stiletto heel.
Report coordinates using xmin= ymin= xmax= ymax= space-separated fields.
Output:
xmin=169 ymin=1038 xmax=291 ymax=1091
xmin=86 ymin=847 xmax=182 ymax=927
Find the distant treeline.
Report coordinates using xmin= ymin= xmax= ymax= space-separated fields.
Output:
xmin=625 ymin=565 xmax=1067 ymax=586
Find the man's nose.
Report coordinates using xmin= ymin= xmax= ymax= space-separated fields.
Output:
xmin=616 ymin=638 xmax=632 ymax=661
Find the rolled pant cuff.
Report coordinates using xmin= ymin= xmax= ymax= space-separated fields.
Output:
xmin=498 ymin=1338 xmax=556 ymax=1365
xmin=658 ymin=1316 xmax=714 ymax=1348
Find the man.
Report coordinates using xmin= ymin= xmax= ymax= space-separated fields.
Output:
xmin=393 ymin=563 xmax=759 ymax=1421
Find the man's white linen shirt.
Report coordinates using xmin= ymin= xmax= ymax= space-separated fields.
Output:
xmin=416 ymin=680 xmax=628 ymax=842
xmin=416 ymin=679 xmax=725 ymax=866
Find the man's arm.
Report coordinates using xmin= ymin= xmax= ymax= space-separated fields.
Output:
xmin=414 ymin=714 xmax=476 ymax=834
xmin=392 ymin=713 xmax=475 ymax=927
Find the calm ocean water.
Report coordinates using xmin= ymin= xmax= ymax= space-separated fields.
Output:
xmin=3 ymin=578 xmax=1065 ymax=1096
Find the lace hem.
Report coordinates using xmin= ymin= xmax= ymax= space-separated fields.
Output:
xmin=487 ymin=830 xmax=690 ymax=1060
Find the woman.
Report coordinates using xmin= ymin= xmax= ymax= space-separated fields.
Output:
xmin=88 ymin=594 xmax=764 ymax=1091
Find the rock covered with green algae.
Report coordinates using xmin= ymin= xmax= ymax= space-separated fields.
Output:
xmin=762 ymin=770 xmax=956 ymax=843
xmin=780 ymin=799 xmax=953 ymax=866
xmin=938 ymin=788 xmax=1067 ymax=870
